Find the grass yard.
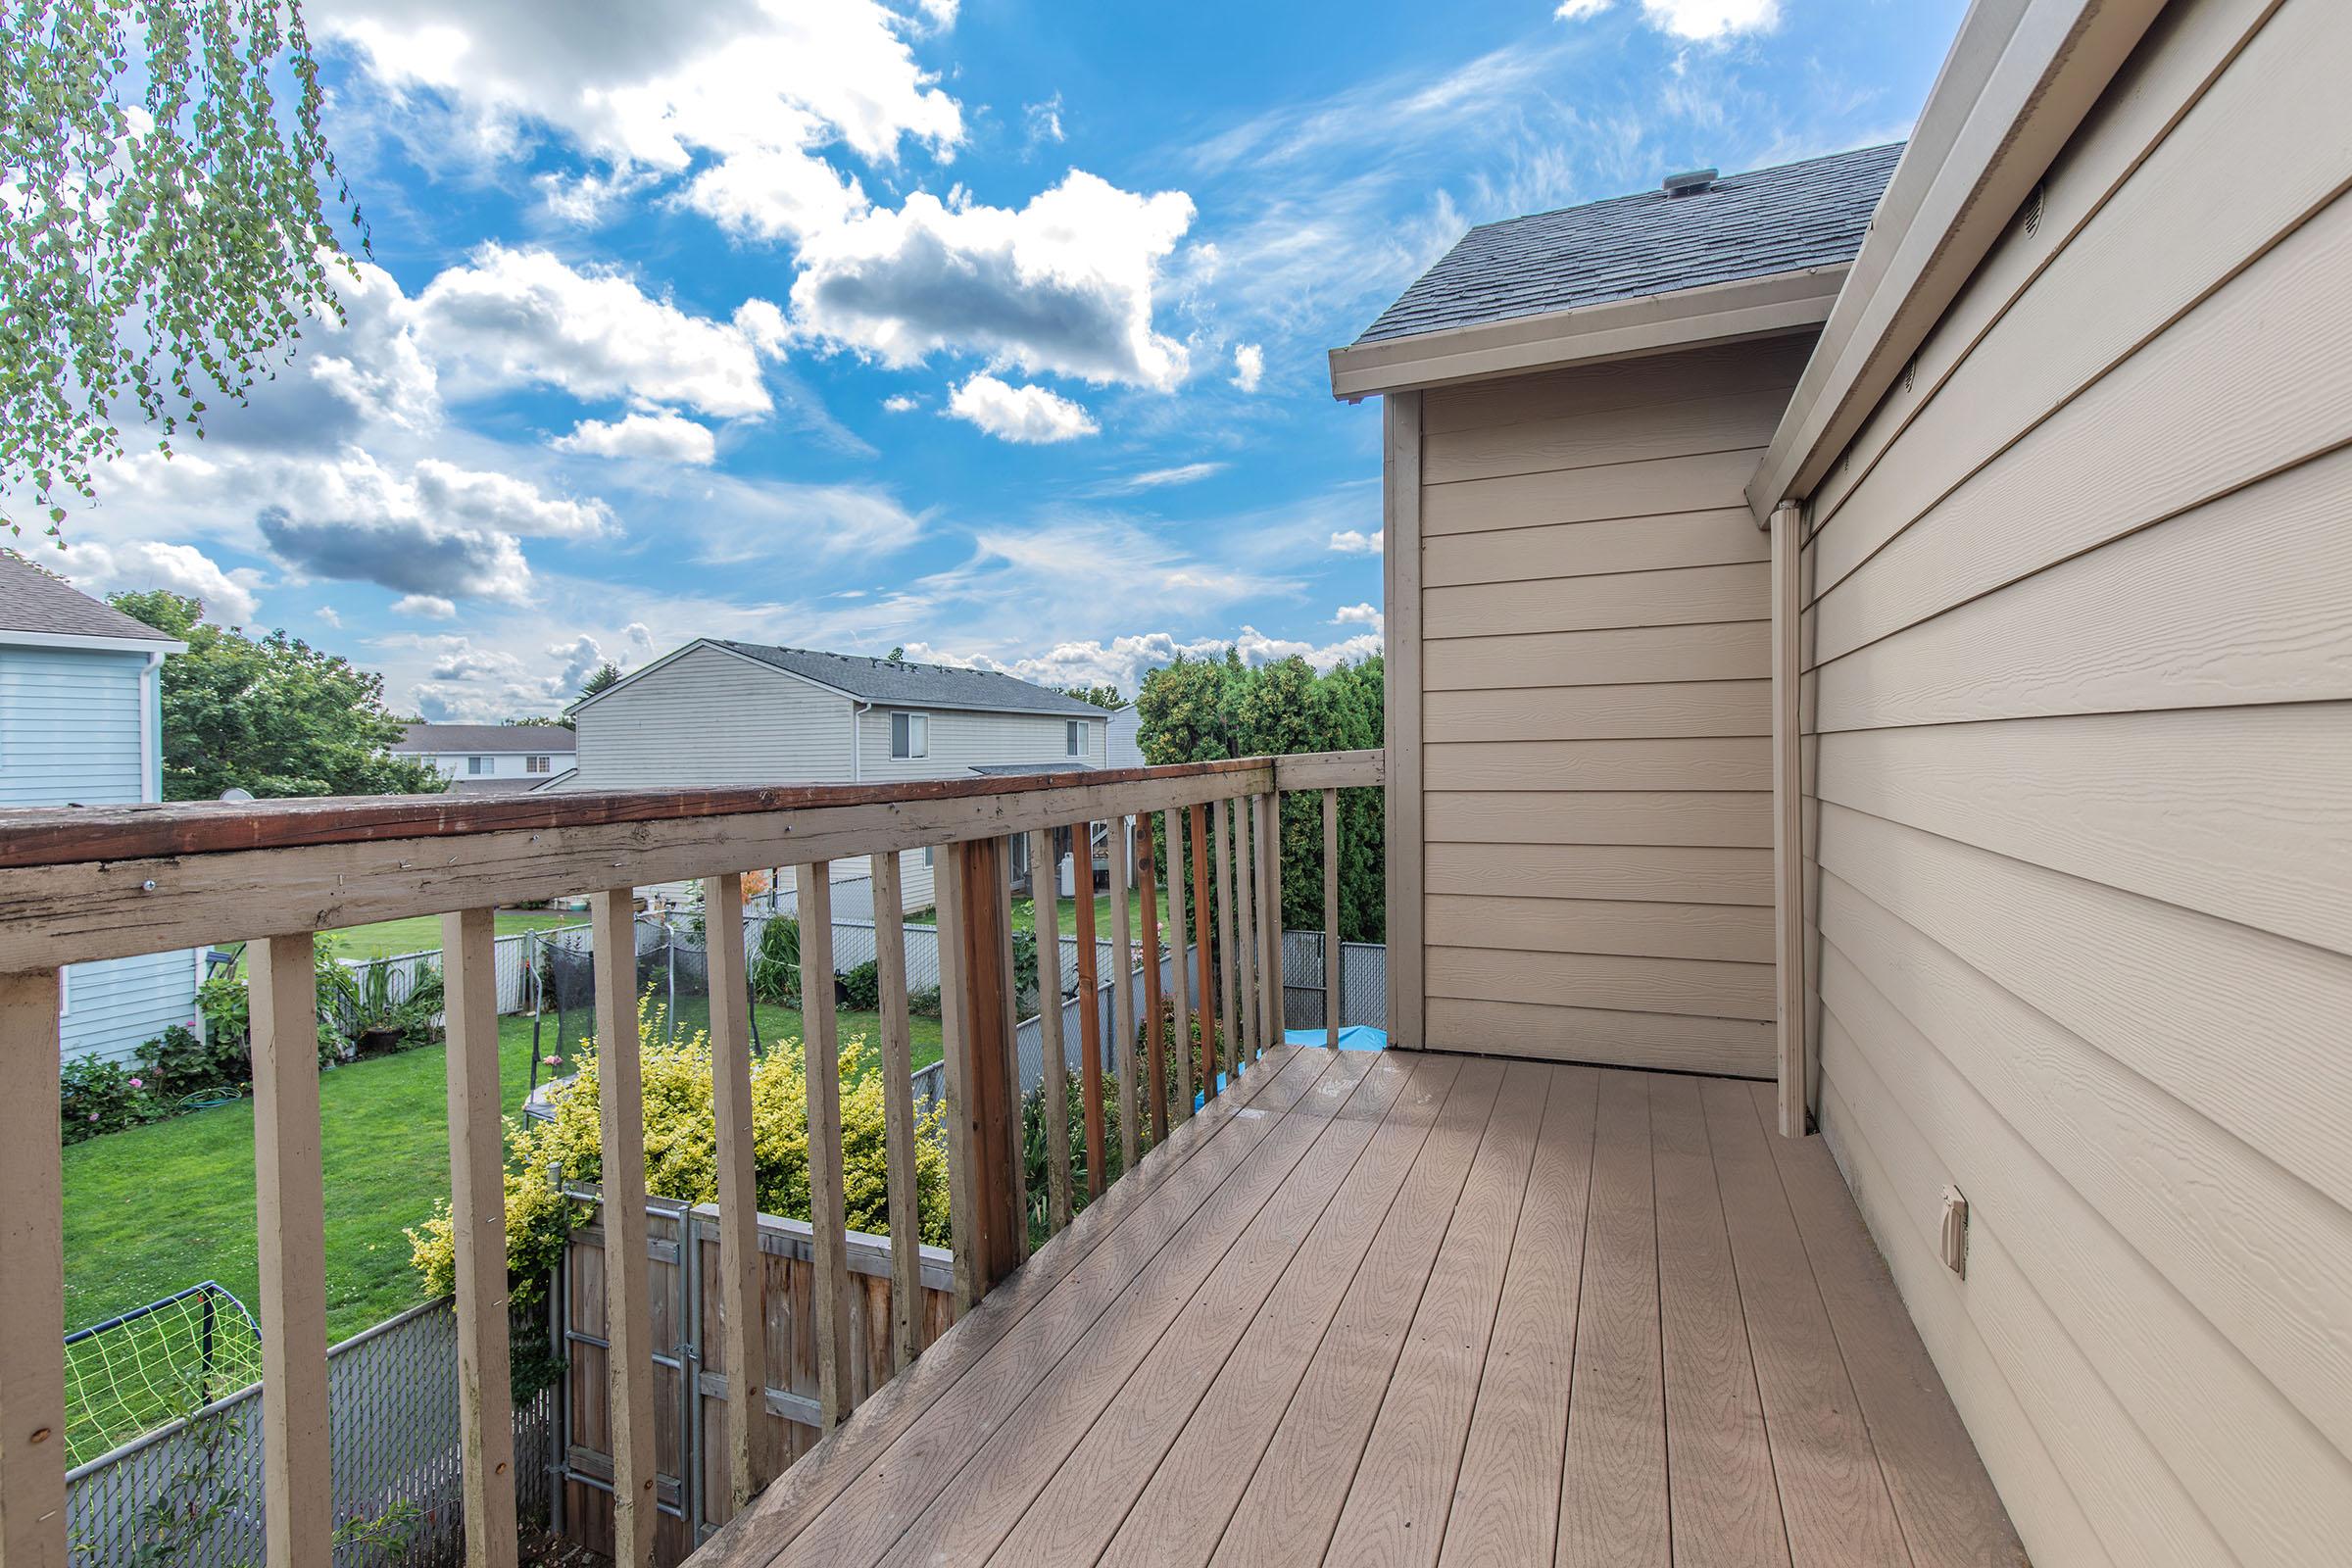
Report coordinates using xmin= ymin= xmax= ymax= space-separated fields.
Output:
xmin=62 ymin=1004 xmax=943 ymax=1352
xmin=1008 ymin=888 xmax=1172 ymax=939
xmin=309 ymin=907 xmax=585 ymax=960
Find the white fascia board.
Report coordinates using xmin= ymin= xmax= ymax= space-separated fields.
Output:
xmin=0 ymin=627 xmax=186 ymax=656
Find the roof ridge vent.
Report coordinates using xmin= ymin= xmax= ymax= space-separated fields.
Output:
xmin=1662 ymin=167 xmax=1718 ymax=196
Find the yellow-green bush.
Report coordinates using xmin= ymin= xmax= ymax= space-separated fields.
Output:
xmin=409 ymin=998 xmax=949 ymax=1305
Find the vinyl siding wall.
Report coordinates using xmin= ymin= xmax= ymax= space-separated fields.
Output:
xmin=1416 ymin=334 xmax=1812 ymax=1077
xmin=1799 ymin=3 xmax=2352 ymax=1563
xmin=0 ymin=643 xmax=198 ymax=1065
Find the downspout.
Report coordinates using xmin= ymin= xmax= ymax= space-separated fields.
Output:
xmin=1767 ymin=500 xmax=1809 ymax=1138
xmin=851 ymin=701 xmax=873 ymax=783
xmin=140 ymin=649 xmax=166 ymax=802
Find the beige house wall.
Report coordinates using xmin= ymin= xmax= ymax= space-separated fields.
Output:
xmin=1797 ymin=2 xmax=2352 ymax=1563
xmin=1411 ymin=333 xmax=1813 ymax=1077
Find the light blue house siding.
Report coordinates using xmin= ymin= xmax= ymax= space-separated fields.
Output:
xmin=0 ymin=644 xmax=200 ymax=1066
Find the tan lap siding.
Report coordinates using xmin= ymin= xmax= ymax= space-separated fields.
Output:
xmin=1802 ymin=3 xmax=2352 ymax=1564
xmin=1418 ymin=335 xmax=1808 ymax=1077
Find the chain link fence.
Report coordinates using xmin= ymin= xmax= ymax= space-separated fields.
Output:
xmin=65 ymin=1296 xmax=555 ymax=1568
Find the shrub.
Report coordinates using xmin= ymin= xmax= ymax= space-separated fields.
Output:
xmin=838 ymin=959 xmax=881 ymax=1012
xmin=134 ymin=1021 xmax=246 ymax=1102
xmin=61 ymin=1055 xmax=161 ymax=1143
xmin=907 ymin=985 xmax=943 ymax=1020
xmin=407 ymin=995 xmax=949 ymax=1309
xmin=749 ymin=916 xmax=801 ymax=1004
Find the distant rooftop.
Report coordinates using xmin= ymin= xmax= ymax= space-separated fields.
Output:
xmin=711 ymin=642 xmax=1104 ymax=718
xmin=0 ymin=552 xmax=181 ymax=645
xmin=1354 ymin=142 xmax=1903 ymax=345
xmin=393 ymin=723 xmax=575 ymax=755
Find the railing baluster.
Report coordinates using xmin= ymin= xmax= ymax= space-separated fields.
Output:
xmin=250 ymin=933 xmax=332 ymax=1568
xmin=868 ymin=853 xmax=924 ymax=1375
xmin=1257 ymin=791 xmax=1287 ymax=1048
xmin=1072 ymin=823 xmax=1105 ymax=1200
xmin=1189 ymin=804 xmax=1217 ymax=1102
xmin=935 ymin=846 xmax=981 ymax=1311
xmin=796 ymin=864 xmax=853 ymax=1430
xmin=702 ymin=873 xmax=769 ymax=1502
xmin=1028 ymin=829 xmax=1073 ymax=1233
xmin=1210 ymin=798 xmax=1239 ymax=1085
xmin=442 ymin=908 xmax=519 ymax=1567
xmin=1138 ymin=812 xmax=1168 ymax=1143
xmin=1163 ymin=808 xmax=1193 ymax=1124
xmin=995 ymin=843 xmax=1029 ymax=1262
xmin=1108 ymin=815 xmax=1140 ymax=1173
xmin=0 ymin=969 xmax=66 ymax=1568
xmin=1233 ymin=795 xmax=1260 ymax=1065
xmin=590 ymin=889 xmax=658 ymax=1565
xmin=937 ymin=840 xmax=1024 ymax=1310
xmin=1323 ymin=787 xmax=1342 ymax=1049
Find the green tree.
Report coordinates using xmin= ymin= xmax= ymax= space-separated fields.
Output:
xmin=4 ymin=0 xmax=364 ymax=538
xmin=1057 ymin=682 xmax=1126 ymax=711
xmin=1135 ymin=650 xmax=1385 ymax=943
xmin=578 ymin=662 xmax=623 ymax=700
xmin=110 ymin=590 xmax=444 ymax=799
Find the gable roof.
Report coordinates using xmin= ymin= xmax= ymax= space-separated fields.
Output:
xmin=707 ymin=641 xmax=1106 ymax=718
xmin=0 ymin=553 xmax=184 ymax=649
xmin=1353 ymin=142 xmax=1904 ymax=348
xmin=392 ymin=723 xmax=575 ymax=755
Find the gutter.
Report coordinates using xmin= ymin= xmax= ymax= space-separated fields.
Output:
xmin=851 ymin=701 xmax=872 ymax=783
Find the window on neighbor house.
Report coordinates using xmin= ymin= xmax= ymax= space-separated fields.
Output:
xmin=526 ymin=756 xmax=552 ymax=773
xmin=892 ymin=711 xmax=929 ymax=759
xmin=923 ymin=846 xmax=934 ymax=867
xmin=1066 ymin=719 xmax=1083 ymax=756
xmin=466 ymin=756 xmax=487 ymax=775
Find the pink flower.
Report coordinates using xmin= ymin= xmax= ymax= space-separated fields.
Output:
xmin=127 ymin=1077 xmax=144 ymax=1089
xmin=542 ymin=1054 xmax=563 ymax=1066
xmin=87 ymin=1112 xmax=99 ymax=1121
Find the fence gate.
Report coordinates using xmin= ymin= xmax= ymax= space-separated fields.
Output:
xmin=556 ymin=1191 xmax=955 ymax=1564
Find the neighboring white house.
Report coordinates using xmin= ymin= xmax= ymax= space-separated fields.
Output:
xmin=0 ymin=554 xmax=201 ymax=1066
xmin=1104 ymin=704 xmax=1145 ymax=769
xmin=390 ymin=721 xmax=576 ymax=794
xmin=553 ymin=640 xmax=1110 ymax=909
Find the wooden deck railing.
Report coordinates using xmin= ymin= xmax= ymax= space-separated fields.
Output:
xmin=0 ymin=749 xmax=1381 ymax=1568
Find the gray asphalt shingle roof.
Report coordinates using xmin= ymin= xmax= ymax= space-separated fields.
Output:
xmin=712 ymin=642 xmax=1103 ymax=717
xmin=0 ymin=553 xmax=181 ymax=643
xmin=1354 ymin=142 xmax=1903 ymax=346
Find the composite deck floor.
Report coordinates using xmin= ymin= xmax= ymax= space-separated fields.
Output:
xmin=697 ymin=1044 xmax=2024 ymax=1568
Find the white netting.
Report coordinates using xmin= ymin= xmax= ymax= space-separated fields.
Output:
xmin=63 ymin=1282 xmax=266 ymax=1466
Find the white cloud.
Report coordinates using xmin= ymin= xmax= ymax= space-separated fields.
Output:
xmin=1333 ymin=602 xmax=1381 ymax=627
xmin=551 ymin=411 xmax=718 ymax=465
xmin=1328 ymin=528 xmax=1384 ymax=554
xmin=317 ymin=0 xmax=961 ymax=241
xmin=1231 ymin=342 xmax=1264 ymax=392
xmin=416 ymin=245 xmax=783 ymax=417
xmin=1023 ymin=94 xmax=1065 ymax=152
xmin=676 ymin=474 xmax=929 ymax=564
xmin=903 ymin=622 xmax=1379 ymax=696
xmin=1104 ymin=462 xmax=1226 ymax=493
xmin=1555 ymin=0 xmax=1781 ymax=39
xmin=882 ymin=394 xmax=920 ymax=413
xmin=945 ymin=374 xmax=1099 ymax=444
xmin=392 ymin=593 xmax=458 ymax=619
xmin=317 ymin=606 xmax=342 ymax=627
xmin=791 ymin=172 xmax=1196 ymax=390
xmin=412 ymin=459 xmax=614 ymax=539
xmin=53 ymin=540 xmax=265 ymax=624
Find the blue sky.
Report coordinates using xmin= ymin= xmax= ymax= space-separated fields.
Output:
xmin=46 ymin=0 xmax=1965 ymax=719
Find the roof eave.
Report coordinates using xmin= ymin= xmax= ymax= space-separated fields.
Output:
xmin=1326 ymin=263 xmax=1850 ymax=402
xmin=1743 ymin=0 xmax=2167 ymax=522
xmin=0 ymin=626 xmax=187 ymax=656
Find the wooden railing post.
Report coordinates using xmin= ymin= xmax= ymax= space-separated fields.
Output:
xmin=1323 ymin=788 xmax=1342 ymax=1049
xmin=1027 ymin=829 xmax=1072 ymax=1234
xmin=795 ymin=865 xmax=853 ymax=1430
xmin=1071 ymin=824 xmax=1105 ymax=1199
xmin=1137 ymin=813 xmax=1168 ymax=1143
xmin=590 ymin=889 xmax=658 ymax=1565
xmin=1163 ymin=808 xmax=1194 ymax=1124
xmin=0 ymin=969 xmax=65 ymax=1568
xmin=702 ymin=873 xmax=771 ymax=1500
xmin=1188 ymin=804 xmax=1216 ymax=1100
xmin=937 ymin=840 xmax=1024 ymax=1309
xmin=1256 ymin=791 xmax=1287 ymax=1047
xmin=869 ymin=855 xmax=924 ymax=1375
xmin=1233 ymin=796 xmax=1259 ymax=1065
xmin=1210 ymin=800 xmax=1238 ymax=1083
xmin=441 ymin=909 xmax=518 ymax=1568
xmin=250 ymin=934 xmax=332 ymax=1568
xmin=1107 ymin=815 xmax=1139 ymax=1173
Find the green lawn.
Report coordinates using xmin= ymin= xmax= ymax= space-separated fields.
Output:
xmin=1008 ymin=888 xmax=1172 ymax=939
xmin=309 ymin=908 xmax=585 ymax=961
xmin=62 ymin=1004 xmax=942 ymax=1348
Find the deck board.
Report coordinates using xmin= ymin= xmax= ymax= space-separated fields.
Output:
xmin=690 ymin=1049 xmax=2023 ymax=1568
